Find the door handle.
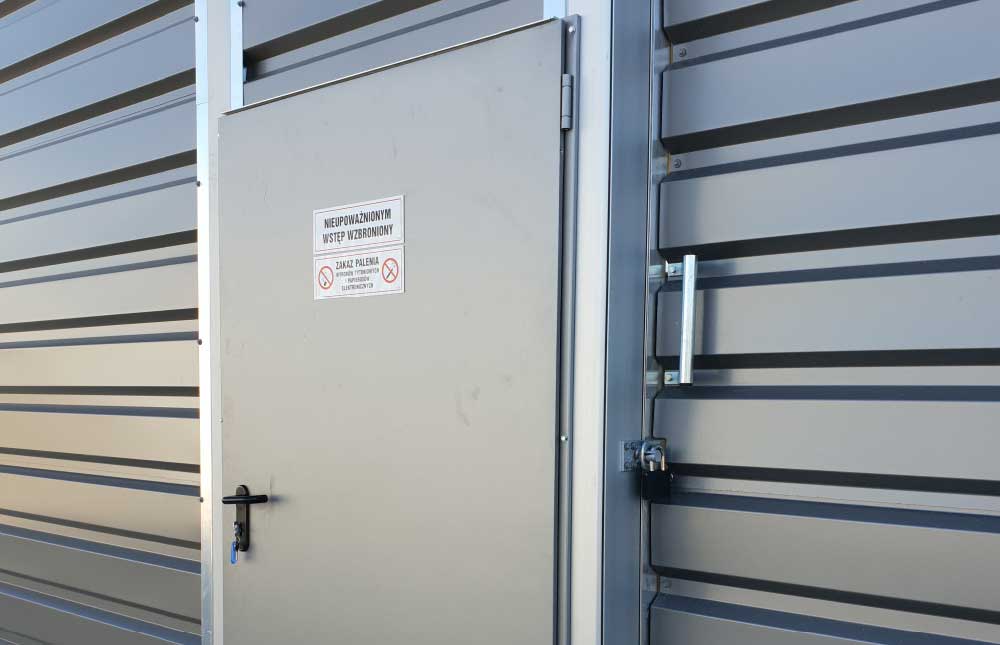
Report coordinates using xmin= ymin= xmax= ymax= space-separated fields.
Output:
xmin=222 ymin=485 xmax=268 ymax=563
xmin=666 ymin=254 xmax=698 ymax=385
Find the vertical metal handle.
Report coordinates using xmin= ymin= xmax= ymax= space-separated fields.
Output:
xmin=678 ymin=254 xmax=698 ymax=385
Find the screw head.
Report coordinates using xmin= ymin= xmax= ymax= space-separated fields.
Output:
xmin=568 ymin=25 xmax=576 ymax=34
xmin=677 ymin=47 xmax=687 ymax=58
xmin=664 ymin=373 xmax=674 ymax=382
xmin=672 ymin=158 xmax=682 ymax=169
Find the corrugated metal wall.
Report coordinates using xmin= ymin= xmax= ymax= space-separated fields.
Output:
xmin=0 ymin=1 xmax=199 ymax=643
xmin=239 ymin=0 xmax=545 ymax=102
xmin=651 ymin=0 xmax=1000 ymax=643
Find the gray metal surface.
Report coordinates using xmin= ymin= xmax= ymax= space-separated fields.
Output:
xmin=642 ymin=0 xmax=1000 ymax=642
xmin=218 ymin=21 xmax=563 ymax=644
xmin=0 ymin=0 xmax=200 ymax=642
xmin=240 ymin=0 xmax=544 ymax=102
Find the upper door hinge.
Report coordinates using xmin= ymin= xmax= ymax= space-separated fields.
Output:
xmin=560 ymin=73 xmax=574 ymax=130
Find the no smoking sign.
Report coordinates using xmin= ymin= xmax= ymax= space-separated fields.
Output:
xmin=314 ymin=246 xmax=404 ymax=300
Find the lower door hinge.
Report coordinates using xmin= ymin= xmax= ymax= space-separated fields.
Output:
xmin=560 ymin=73 xmax=574 ymax=130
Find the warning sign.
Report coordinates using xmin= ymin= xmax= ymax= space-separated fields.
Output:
xmin=313 ymin=195 xmax=404 ymax=254
xmin=314 ymin=246 xmax=404 ymax=300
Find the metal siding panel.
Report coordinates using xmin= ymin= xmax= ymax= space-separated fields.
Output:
xmin=0 ymin=410 xmax=196 ymax=472
xmin=0 ymin=101 xmax=193 ymax=200
xmin=0 ymin=8 xmax=193 ymax=133
xmin=0 ymin=533 xmax=199 ymax=621
xmin=662 ymin=1 xmax=1000 ymax=139
xmin=657 ymin=269 xmax=1000 ymax=356
xmin=651 ymin=504 xmax=1000 ymax=614
xmin=243 ymin=0 xmax=542 ymax=102
xmin=0 ymin=474 xmax=199 ymax=543
xmin=663 ymin=0 xmax=771 ymax=27
xmin=0 ymin=181 xmax=195 ymax=262
xmin=659 ymin=134 xmax=1000 ymax=251
xmin=0 ymin=592 xmax=179 ymax=645
xmin=0 ymin=0 xmax=157 ymax=68
xmin=0 ymin=260 xmax=196 ymax=325
xmin=243 ymin=0 xmax=380 ymax=47
xmin=651 ymin=603 xmax=861 ymax=644
xmin=0 ymin=0 xmax=198 ymax=632
xmin=654 ymin=397 xmax=999 ymax=480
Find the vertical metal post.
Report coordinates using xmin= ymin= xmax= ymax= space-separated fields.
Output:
xmin=678 ymin=254 xmax=697 ymax=385
xmin=197 ymin=0 xmax=241 ymax=642
xmin=564 ymin=0 xmax=613 ymax=643
xmin=229 ymin=0 xmax=244 ymax=109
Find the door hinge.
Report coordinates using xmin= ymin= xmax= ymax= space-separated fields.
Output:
xmin=560 ymin=73 xmax=574 ymax=131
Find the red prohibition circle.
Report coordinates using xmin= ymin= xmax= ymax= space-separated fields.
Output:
xmin=317 ymin=265 xmax=335 ymax=290
xmin=381 ymin=257 xmax=399 ymax=284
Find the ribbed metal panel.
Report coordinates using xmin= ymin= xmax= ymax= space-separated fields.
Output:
xmin=650 ymin=0 xmax=1000 ymax=642
xmin=0 ymin=1 xmax=199 ymax=642
xmin=239 ymin=0 xmax=545 ymax=102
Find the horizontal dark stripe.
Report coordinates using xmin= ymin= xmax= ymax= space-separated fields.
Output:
xmin=663 ymin=214 xmax=1000 ymax=261
xmin=0 ymin=403 xmax=197 ymax=419
xmin=667 ymin=0 xmax=977 ymax=71
xmin=0 ymin=150 xmax=196 ymax=213
xmin=673 ymin=492 xmax=1000 ymax=534
xmin=655 ymin=595 xmax=988 ymax=645
xmin=0 ymin=523 xmax=198 ymax=573
xmin=0 ymin=507 xmax=199 ymax=550
xmin=664 ymin=0 xmax=857 ymax=44
xmin=0 ymin=230 xmax=196 ymax=274
xmin=0 ymin=0 xmax=192 ymax=86
xmin=0 ymin=308 xmax=197 ymax=334
xmin=656 ymin=349 xmax=1000 ymax=369
xmin=0 ymin=0 xmax=36 ymax=21
xmin=0 ymin=579 xmax=199 ymax=643
xmin=657 ymin=385 xmax=1000 ymax=402
xmin=0 ymin=464 xmax=198 ymax=496
xmin=0 ymin=254 xmax=196 ymax=290
xmin=0 ymin=331 xmax=197 ymax=350
xmin=658 ymin=255 xmax=1000 ymax=290
xmin=672 ymin=463 xmax=1000 ymax=496
xmin=244 ymin=0 xmax=440 ymax=65
xmin=0 ymin=448 xmax=198 ymax=474
xmin=0 ymin=69 xmax=194 ymax=151
xmin=658 ymin=567 xmax=1000 ymax=625
xmin=0 ymin=177 xmax=194 ymax=227
xmin=0 ymin=385 xmax=197 ymax=396
xmin=660 ymin=349 xmax=1000 ymax=370
xmin=666 ymin=121 xmax=1000 ymax=180
xmin=663 ymin=79 xmax=1000 ymax=153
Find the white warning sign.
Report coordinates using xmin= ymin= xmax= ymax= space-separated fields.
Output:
xmin=313 ymin=195 xmax=404 ymax=254
xmin=314 ymin=246 xmax=404 ymax=300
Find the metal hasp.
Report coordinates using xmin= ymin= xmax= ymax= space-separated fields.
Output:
xmin=221 ymin=485 xmax=268 ymax=559
xmin=667 ymin=254 xmax=698 ymax=385
xmin=621 ymin=439 xmax=672 ymax=503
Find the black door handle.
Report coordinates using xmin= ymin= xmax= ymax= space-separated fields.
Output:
xmin=222 ymin=493 xmax=269 ymax=505
xmin=223 ymin=485 xmax=267 ymax=563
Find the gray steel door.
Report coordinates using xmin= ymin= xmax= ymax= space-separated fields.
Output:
xmin=217 ymin=21 xmax=564 ymax=644
xmin=645 ymin=1 xmax=1000 ymax=643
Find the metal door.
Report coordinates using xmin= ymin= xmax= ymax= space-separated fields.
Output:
xmin=216 ymin=21 xmax=567 ymax=644
xmin=612 ymin=1 xmax=1000 ymax=643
